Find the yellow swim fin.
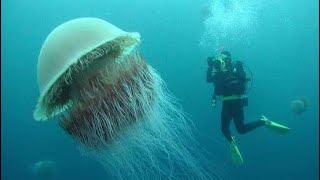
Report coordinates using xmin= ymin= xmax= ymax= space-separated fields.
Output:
xmin=230 ymin=136 xmax=243 ymax=166
xmin=261 ymin=115 xmax=290 ymax=134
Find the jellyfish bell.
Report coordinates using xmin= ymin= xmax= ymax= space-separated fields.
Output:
xmin=298 ymin=96 xmax=308 ymax=109
xmin=290 ymin=97 xmax=308 ymax=115
xmin=32 ymin=160 xmax=56 ymax=178
xmin=34 ymin=17 xmax=140 ymax=121
xmin=291 ymin=99 xmax=304 ymax=114
xmin=34 ymin=17 xmax=219 ymax=179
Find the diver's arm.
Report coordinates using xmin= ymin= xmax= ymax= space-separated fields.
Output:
xmin=212 ymin=92 xmax=217 ymax=106
xmin=211 ymin=76 xmax=222 ymax=107
xmin=211 ymin=86 xmax=219 ymax=107
xmin=206 ymin=66 xmax=214 ymax=82
xmin=212 ymin=73 xmax=224 ymax=106
xmin=206 ymin=57 xmax=214 ymax=83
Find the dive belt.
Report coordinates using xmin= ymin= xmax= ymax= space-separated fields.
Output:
xmin=221 ymin=95 xmax=247 ymax=101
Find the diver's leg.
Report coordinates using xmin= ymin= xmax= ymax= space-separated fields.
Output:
xmin=221 ymin=104 xmax=233 ymax=142
xmin=225 ymin=102 xmax=244 ymax=165
xmin=234 ymin=105 xmax=264 ymax=134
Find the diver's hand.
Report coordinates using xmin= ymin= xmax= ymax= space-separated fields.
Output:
xmin=212 ymin=98 xmax=217 ymax=108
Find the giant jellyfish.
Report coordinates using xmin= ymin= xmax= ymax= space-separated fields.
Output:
xmin=34 ymin=17 xmax=218 ymax=180
xmin=291 ymin=97 xmax=308 ymax=115
xmin=32 ymin=160 xmax=56 ymax=179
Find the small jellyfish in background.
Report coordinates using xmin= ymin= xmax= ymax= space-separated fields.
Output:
xmin=33 ymin=17 xmax=218 ymax=179
xmin=290 ymin=97 xmax=308 ymax=115
xmin=32 ymin=160 xmax=56 ymax=179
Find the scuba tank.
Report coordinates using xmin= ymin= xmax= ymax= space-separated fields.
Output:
xmin=241 ymin=62 xmax=253 ymax=94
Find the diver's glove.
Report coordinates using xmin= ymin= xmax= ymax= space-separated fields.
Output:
xmin=212 ymin=96 xmax=217 ymax=107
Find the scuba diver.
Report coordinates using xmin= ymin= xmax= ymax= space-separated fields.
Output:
xmin=206 ymin=50 xmax=290 ymax=165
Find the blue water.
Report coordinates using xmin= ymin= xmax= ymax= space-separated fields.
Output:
xmin=1 ymin=0 xmax=319 ymax=179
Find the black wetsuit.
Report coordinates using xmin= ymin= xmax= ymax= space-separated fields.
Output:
xmin=206 ymin=58 xmax=264 ymax=142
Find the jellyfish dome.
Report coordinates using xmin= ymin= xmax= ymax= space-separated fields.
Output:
xmin=291 ymin=97 xmax=308 ymax=114
xmin=34 ymin=17 xmax=140 ymax=120
xmin=32 ymin=160 xmax=56 ymax=178
xmin=33 ymin=17 xmax=218 ymax=179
